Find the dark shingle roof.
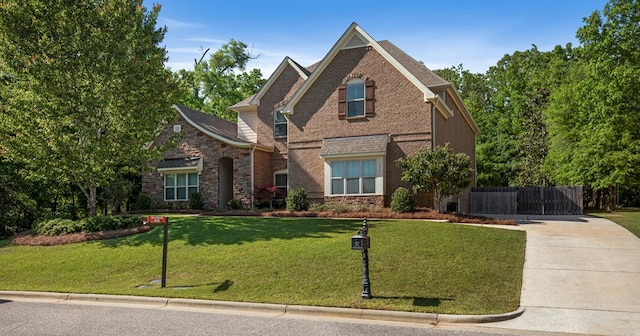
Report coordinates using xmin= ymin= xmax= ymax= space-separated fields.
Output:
xmin=319 ymin=134 xmax=389 ymax=158
xmin=377 ymin=40 xmax=450 ymax=89
xmin=157 ymin=157 xmax=201 ymax=169
xmin=174 ymin=104 xmax=245 ymax=143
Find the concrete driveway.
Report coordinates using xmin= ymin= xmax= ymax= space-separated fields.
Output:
xmin=471 ymin=215 xmax=640 ymax=336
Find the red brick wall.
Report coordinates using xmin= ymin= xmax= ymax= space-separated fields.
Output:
xmin=287 ymin=46 xmax=434 ymax=207
xmin=255 ymin=64 xmax=305 ymax=179
xmin=434 ymin=95 xmax=477 ymax=212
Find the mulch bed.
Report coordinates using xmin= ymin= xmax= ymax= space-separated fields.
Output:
xmin=10 ymin=209 xmax=515 ymax=247
xmin=11 ymin=225 xmax=154 ymax=247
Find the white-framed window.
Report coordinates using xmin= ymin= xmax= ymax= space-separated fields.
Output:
xmin=165 ymin=173 xmax=198 ymax=201
xmin=274 ymin=170 xmax=288 ymax=198
xmin=274 ymin=109 xmax=287 ymax=137
xmin=346 ymin=78 xmax=365 ymax=118
xmin=329 ymin=159 xmax=379 ymax=195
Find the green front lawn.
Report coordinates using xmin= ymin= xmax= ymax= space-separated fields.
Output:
xmin=0 ymin=216 xmax=525 ymax=315
xmin=593 ymin=208 xmax=640 ymax=238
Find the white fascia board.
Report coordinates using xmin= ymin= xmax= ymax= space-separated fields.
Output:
xmin=283 ymin=23 xmax=437 ymax=115
xmin=446 ymin=87 xmax=480 ymax=134
xmin=428 ymin=96 xmax=454 ymax=120
xmin=172 ymin=105 xmax=273 ymax=152
xmin=250 ymin=57 xmax=308 ymax=107
xmin=319 ymin=151 xmax=387 ymax=160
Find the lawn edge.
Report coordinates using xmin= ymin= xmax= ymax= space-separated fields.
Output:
xmin=0 ymin=290 xmax=524 ymax=325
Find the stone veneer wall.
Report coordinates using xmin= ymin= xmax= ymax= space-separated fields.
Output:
xmin=141 ymin=113 xmax=254 ymax=210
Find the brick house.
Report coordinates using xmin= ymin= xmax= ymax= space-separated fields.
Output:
xmin=142 ymin=23 xmax=478 ymax=211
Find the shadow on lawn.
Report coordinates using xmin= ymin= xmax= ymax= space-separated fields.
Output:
xmin=376 ymin=295 xmax=454 ymax=307
xmin=99 ymin=217 xmax=364 ymax=248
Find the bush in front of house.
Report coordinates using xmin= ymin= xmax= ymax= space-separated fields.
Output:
xmin=391 ymin=187 xmax=415 ymax=213
xmin=84 ymin=215 xmax=142 ymax=232
xmin=188 ymin=192 xmax=204 ymax=210
xmin=33 ymin=218 xmax=84 ymax=236
xmin=286 ymin=187 xmax=310 ymax=212
xmin=228 ymin=198 xmax=245 ymax=210
xmin=134 ymin=193 xmax=152 ymax=210
xmin=33 ymin=215 xmax=143 ymax=236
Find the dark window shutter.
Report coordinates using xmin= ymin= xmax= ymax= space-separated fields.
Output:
xmin=338 ymin=84 xmax=346 ymax=119
xmin=365 ymin=80 xmax=375 ymax=117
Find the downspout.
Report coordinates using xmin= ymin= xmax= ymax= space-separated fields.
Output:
xmin=250 ymin=146 xmax=256 ymax=207
xmin=431 ymin=102 xmax=436 ymax=150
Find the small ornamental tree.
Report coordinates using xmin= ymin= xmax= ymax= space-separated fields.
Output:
xmin=396 ymin=143 xmax=474 ymax=212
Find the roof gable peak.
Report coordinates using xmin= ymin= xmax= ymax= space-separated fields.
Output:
xmin=283 ymin=22 xmax=439 ymax=115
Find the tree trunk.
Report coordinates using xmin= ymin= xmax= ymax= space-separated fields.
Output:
xmin=89 ymin=183 xmax=98 ymax=217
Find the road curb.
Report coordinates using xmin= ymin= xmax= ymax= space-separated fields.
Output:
xmin=167 ymin=298 xmax=287 ymax=315
xmin=0 ymin=290 xmax=524 ymax=325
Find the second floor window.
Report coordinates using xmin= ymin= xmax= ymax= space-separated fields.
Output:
xmin=346 ymin=78 xmax=365 ymax=118
xmin=274 ymin=109 xmax=287 ymax=137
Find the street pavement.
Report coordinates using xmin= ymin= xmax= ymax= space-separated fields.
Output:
xmin=1 ymin=215 xmax=639 ymax=335
xmin=466 ymin=215 xmax=640 ymax=336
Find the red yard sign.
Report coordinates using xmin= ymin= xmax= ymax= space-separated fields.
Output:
xmin=147 ymin=216 xmax=167 ymax=224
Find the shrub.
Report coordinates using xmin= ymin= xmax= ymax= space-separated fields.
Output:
xmin=391 ymin=187 xmax=415 ymax=213
xmin=134 ymin=193 xmax=152 ymax=210
xmin=188 ymin=192 xmax=204 ymax=210
xmin=85 ymin=215 xmax=141 ymax=232
xmin=33 ymin=218 xmax=83 ymax=236
xmin=34 ymin=216 xmax=142 ymax=236
xmin=309 ymin=201 xmax=350 ymax=214
xmin=286 ymin=187 xmax=310 ymax=212
xmin=228 ymin=198 xmax=245 ymax=210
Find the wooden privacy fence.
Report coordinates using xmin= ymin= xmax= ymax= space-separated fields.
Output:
xmin=469 ymin=186 xmax=583 ymax=215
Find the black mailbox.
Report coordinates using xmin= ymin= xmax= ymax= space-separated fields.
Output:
xmin=351 ymin=234 xmax=370 ymax=250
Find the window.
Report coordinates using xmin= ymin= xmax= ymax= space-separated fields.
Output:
xmin=165 ymin=173 xmax=198 ymax=201
xmin=346 ymin=78 xmax=365 ymax=118
xmin=274 ymin=110 xmax=287 ymax=137
xmin=338 ymin=78 xmax=374 ymax=119
xmin=274 ymin=171 xmax=288 ymax=198
xmin=330 ymin=159 xmax=377 ymax=195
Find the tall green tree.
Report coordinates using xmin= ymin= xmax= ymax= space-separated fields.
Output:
xmin=396 ymin=144 xmax=474 ymax=212
xmin=174 ymin=40 xmax=266 ymax=121
xmin=545 ymin=0 xmax=640 ymax=208
xmin=0 ymin=0 xmax=178 ymax=216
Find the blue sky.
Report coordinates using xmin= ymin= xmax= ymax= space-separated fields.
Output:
xmin=146 ymin=0 xmax=610 ymax=77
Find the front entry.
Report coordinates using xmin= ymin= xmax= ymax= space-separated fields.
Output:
xmin=218 ymin=157 xmax=233 ymax=209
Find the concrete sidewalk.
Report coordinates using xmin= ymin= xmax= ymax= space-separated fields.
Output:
xmin=470 ymin=215 xmax=640 ymax=336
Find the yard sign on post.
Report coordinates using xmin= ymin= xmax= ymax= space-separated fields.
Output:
xmin=147 ymin=216 xmax=169 ymax=288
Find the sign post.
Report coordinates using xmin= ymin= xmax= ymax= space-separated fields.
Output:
xmin=147 ymin=216 xmax=169 ymax=288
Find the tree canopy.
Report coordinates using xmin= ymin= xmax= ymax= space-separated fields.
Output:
xmin=0 ymin=0 xmax=178 ymax=216
xmin=396 ymin=144 xmax=474 ymax=212
xmin=174 ymin=40 xmax=266 ymax=121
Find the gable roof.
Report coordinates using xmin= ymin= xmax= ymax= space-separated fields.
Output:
xmin=278 ymin=22 xmax=477 ymax=133
xmin=229 ymin=57 xmax=309 ymax=112
xmin=283 ymin=22 xmax=445 ymax=115
xmin=173 ymin=104 xmax=272 ymax=151
xmin=377 ymin=40 xmax=449 ymax=88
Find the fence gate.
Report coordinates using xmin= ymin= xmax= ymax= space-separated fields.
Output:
xmin=470 ymin=186 xmax=583 ymax=215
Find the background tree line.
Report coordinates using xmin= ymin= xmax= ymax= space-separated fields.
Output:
xmin=434 ymin=0 xmax=640 ymax=209
xmin=1 ymin=0 xmax=638 ymax=237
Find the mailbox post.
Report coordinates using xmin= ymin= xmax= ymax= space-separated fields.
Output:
xmin=351 ymin=218 xmax=372 ymax=299
xmin=147 ymin=216 xmax=170 ymax=288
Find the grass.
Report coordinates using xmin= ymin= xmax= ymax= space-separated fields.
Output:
xmin=592 ymin=208 xmax=640 ymax=238
xmin=0 ymin=216 xmax=525 ymax=315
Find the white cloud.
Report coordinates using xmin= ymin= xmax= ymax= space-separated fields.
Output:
xmin=158 ymin=17 xmax=205 ymax=30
